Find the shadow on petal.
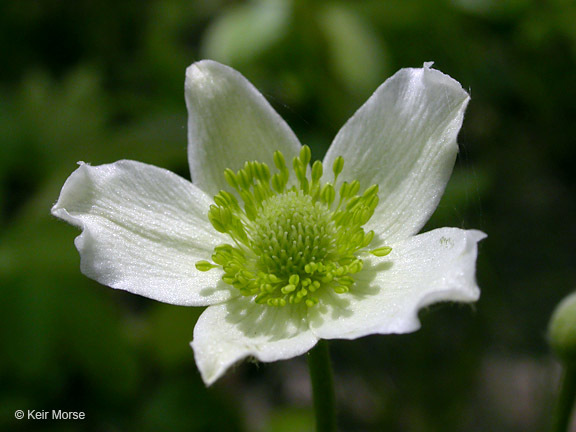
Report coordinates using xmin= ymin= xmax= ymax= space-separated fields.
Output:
xmin=198 ymin=279 xmax=238 ymax=301
xmin=223 ymin=297 xmax=310 ymax=343
xmin=311 ymin=259 xmax=392 ymax=327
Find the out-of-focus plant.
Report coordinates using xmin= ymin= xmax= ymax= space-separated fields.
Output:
xmin=548 ymin=291 xmax=576 ymax=432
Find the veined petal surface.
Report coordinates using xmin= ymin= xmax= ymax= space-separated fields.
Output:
xmin=185 ymin=60 xmax=301 ymax=196
xmin=192 ymin=298 xmax=317 ymax=385
xmin=51 ymin=160 xmax=234 ymax=306
xmin=309 ymin=228 xmax=485 ymax=339
xmin=323 ymin=64 xmax=470 ymax=243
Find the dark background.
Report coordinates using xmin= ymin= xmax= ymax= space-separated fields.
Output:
xmin=1 ymin=0 xmax=575 ymax=430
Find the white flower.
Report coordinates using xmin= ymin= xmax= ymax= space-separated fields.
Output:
xmin=52 ymin=60 xmax=485 ymax=386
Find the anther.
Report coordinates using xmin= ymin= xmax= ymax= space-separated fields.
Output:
xmin=197 ymin=147 xmax=391 ymax=308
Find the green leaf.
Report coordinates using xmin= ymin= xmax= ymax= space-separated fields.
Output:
xmin=202 ymin=0 xmax=291 ymax=65
xmin=318 ymin=4 xmax=387 ymax=95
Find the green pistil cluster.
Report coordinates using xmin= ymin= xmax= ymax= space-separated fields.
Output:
xmin=196 ymin=146 xmax=391 ymax=308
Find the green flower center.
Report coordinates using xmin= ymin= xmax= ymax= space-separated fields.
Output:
xmin=196 ymin=146 xmax=391 ymax=308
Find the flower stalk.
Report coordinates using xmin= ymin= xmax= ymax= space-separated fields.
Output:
xmin=308 ymin=341 xmax=336 ymax=432
xmin=548 ymin=291 xmax=576 ymax=431
xmin=552 ymin=363 xmax=576 ymax=432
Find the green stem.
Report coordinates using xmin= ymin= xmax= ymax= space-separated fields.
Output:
xmin=308 ymin=340 xmax=336 ymax=432
xmin=552 ymin=363 xmax=576 ymax=432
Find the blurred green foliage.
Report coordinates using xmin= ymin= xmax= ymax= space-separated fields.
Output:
xmin=1 ymin=0 xmax=575 ymax=431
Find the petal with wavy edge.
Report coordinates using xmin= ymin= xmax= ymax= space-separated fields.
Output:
xmin=309 ymin=228 xmax=485 ymax=339
xmin=323 ymin=64 xmax=470 ymax=243
xmin=185 ymin=60 xmax=301 ymax=196
xmin=192 ymin=298 xmax=317 ymax=385
xmin=51 ymin=160 xmax=235 ymax=306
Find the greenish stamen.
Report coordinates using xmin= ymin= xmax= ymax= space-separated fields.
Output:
xmin=196 ymin=146 xmax=391 ymax=308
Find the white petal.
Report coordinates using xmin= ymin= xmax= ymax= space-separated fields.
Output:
xmin=309 ymin=228 xmax=485 ymax=339
xmin=323 ymin=64 xmax=470 ymax=242
xmin=51 ymin=160 xmax=235 ymax=306
xmin=192 ymin=298 xmax=317 ymax=385
xmin=185 ymin=60 xmax=301 ymax=196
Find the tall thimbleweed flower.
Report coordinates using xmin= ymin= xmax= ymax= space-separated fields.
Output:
xmin=52 ymin=60 xmax=485 ymax=386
